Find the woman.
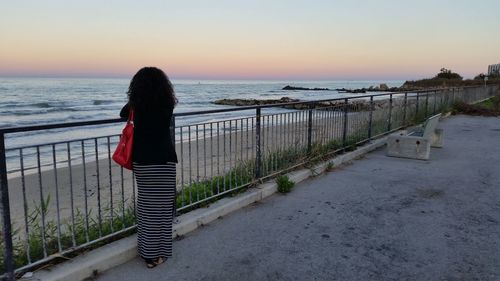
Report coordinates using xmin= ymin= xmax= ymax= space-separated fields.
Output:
xmin=120 ymin=67 xmax=178 ymax=268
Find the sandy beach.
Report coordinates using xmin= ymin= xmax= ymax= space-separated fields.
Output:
xmin=5 ymin=103 xmax=400 ymax=238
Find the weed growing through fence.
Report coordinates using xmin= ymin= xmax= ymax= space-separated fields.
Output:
xmin=0 ymin=195 xmax=136 ymax=273
xmin=176 ymin=160 xmax=254 ymax=210
xmin=276 ymin=175 xmax=294 ymax=193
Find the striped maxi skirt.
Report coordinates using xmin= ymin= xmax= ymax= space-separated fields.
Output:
xmin=133 ymin=162 xmax=177 ymax=259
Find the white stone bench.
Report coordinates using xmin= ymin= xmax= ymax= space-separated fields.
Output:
xmin=386 ymin=113 xmax=443 ymax=160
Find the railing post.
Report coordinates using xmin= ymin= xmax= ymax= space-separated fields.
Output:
xmin=415 ymin=92 xmax=420 ymax=118
xmin=368 ymin=96 xmax=374 ymax=140
xmin=433 ymin=91 xmax=437 ymax=113
xmin=0 ymin=133 xmax=15 ymax=281
xmin=440 ymin=89 xmax=444 ymax=109
xmin=387 ymin=94 xmax=393 ymax=132
xmin=255 ymin=108 xmax=262 ymax=179
xmin=307 ymin=104 xmax=313 ymax=153
xmin=342 ymin=98 xmax=348 ymax=148
xmin=425 ymin=92 xmax=429 ymax=117
xmin=403 ymin=92 xmax=408 ymax=126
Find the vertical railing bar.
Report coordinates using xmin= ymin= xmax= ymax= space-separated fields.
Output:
xmin=188 ymin=126 xmax=193 ymax=204
xmin=255 ymin=108 xmax=262 ymax=179
xmin=280 ymin=113 xmax=285 ymax=168
xmin=329 ymin=107 xmax=334 ymax=143
xmin=228 ymin=120 xmax=232 ymax=190
xmin=433 ymin=90 xmax=437 ymax=114
xmin=19 ymin=148 xmax=32 ymax=263
xmin=304 ymin=110 xmax=308 ymax=149
xmin=245 ymin=118 xmax=249 ymax=168
xmin=276 ymin=113 xmax=279 ymax=171
xmin=229 ymin=120 xmax=238 ymax=187
xmin=324 ymin=108 xmax=328 ymax=144
xmin=317 ymin=109 xmax=322 ymax=145
xmin=240 ymin=118 xmax=244 ymax=184
xmin=94 ymin=138 xmax=102 ymax=237
xmin=217 ymin=122 xmax=221 ymax=195
xmin=203 ymin=123 xmax=207 ymax=198
xmin=120 ymin=166 xmax=125 ymax=229
xmin=271 ymin=114 xmax=275 ymax=172
xmin=286 ymin=112 xmax=290 ymax=148
xmin=327 ymin=107 xmax=331 ymax=143
xmin=307 ymin=104 xmax=313 ymax=153
xmin=415 ymin=92 xmax=420 ymax=119
xmin=260 ymin=116 xmax=264 ymax=176
xmin=81 ymin=141 xmax=90 ymax=242
xmin=293 ymin=111 xmax=300 ymax=150
xmin=425 ymin=92 xmax=429 ymax=117
xmin=403 ymin=93 xmax=408 ymax=126
xmin=52 ymin=144 xmax=63 ymax=252
xmin=0 ymin=133 xmax=15 ymax=280
xmin=265 ymin=115 xmax=270 ymax=175
xmin=221 ymin=121 xmax=225 ymax=191
xmin=196 ymin=124 xmax=199 ymax=185
xmin=106 ymin=136 xmax=114 ymax=233
xmin=342 ymin=99 xmax=349 ymax=148
xmin=210 ymin=123 xmax=214 ymax=183
xmin=368 ymin=96 xmax=374 ymax=140
xmin=387 ymin=94 xmax=393 ymax=132
xmin=250 ymin=117 xmax=254 ymax=175
xmin=66 ymin=142 xmax=76 ymax=247
xmin=35 ymin=146 xmax=47 ymax=257
xmin=292 ymin=111 xmax=296 ymax=152
xmin=180 ymin=126 xmax=184 ymax=197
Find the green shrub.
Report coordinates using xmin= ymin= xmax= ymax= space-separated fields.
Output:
xmin=276 ymin=175 xmax=295 ymax=193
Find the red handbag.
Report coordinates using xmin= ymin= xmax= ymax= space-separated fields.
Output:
xmin=113 ymin=109 xmax=134 ymax=170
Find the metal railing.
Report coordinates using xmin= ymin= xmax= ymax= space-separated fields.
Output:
xmin=0 ymin=85 xmax=497 ymax=279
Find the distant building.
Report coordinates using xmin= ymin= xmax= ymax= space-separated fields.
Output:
xmin=488 ymin=63 xmax=500 ymax=76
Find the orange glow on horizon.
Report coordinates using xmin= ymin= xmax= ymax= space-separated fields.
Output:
xmin=1 ymin=1 xmax=499 ymax=80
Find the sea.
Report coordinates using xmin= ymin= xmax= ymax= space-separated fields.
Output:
xmin=0 ymin=77 xmax=403 ymax=174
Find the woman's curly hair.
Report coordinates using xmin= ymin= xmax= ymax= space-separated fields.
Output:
xmin=127 ymin=67 xmax=177 ymax=110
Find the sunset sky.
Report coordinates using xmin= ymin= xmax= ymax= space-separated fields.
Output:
xmin=0 ymin=0 xmax=499 ymax=80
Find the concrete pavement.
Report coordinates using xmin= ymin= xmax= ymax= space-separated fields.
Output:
xmin=97 ymin=115 xmax=500 ymax=281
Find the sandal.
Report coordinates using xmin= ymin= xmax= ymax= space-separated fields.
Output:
xmin=154 ymin=256 xmax=167 ymax=266
xmin=144 ymin=257 xmax=167 ymax=268
xmin=145 ymin=258 xmax=157 ymax=269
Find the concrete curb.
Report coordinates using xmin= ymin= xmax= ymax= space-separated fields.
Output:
xmin=30 ymin=137 xmax=388 ymax=281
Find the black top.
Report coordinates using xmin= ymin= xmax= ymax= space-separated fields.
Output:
xmin=120 ymin=103 xmax=178 ymax=164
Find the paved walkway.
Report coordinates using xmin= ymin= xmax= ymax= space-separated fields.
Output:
xmin=97 ymin=115 xmax=500 ymax=281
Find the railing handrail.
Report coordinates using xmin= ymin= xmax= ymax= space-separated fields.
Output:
xmin=0 ymin=86 xmax=471 ymax=135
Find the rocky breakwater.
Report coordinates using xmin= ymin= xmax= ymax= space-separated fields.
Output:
xmin=212 ymin=97 xmax=391 ymax=111
xmin=212 ymin=97 xmax=300 ymax=107
xmin=282 ymin=85 xmax=332 ymax=91
xmin=281 ymin=84 xmax=401 ymax=94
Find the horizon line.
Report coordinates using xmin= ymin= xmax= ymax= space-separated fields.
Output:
xmin=0 ymin=74 xmax=419 ymax=82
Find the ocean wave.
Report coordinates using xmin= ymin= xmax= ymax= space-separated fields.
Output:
xmin=0 ymin=107 xmax=82 ymax=116
xmin=92 ymin=100 xmax=115 ymax=105
xmin=33 ymin=102 xmax=52 ymax=108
